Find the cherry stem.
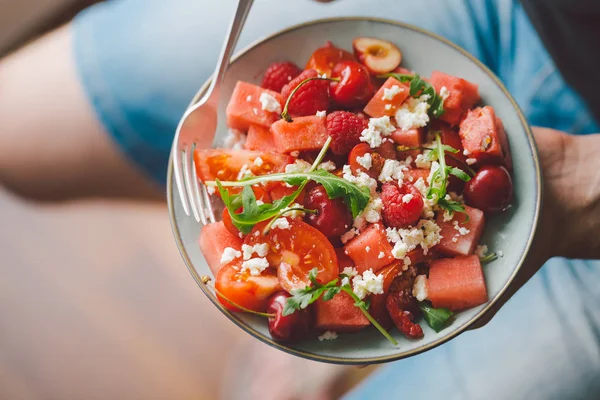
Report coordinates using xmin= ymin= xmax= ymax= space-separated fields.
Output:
xmin=201 ymin=275 xmax=276 ymax=318
xmin=280 ymin=76 xmax=340 ymax=122
xmin=480 ymin=252 xmax=498 ymax=264
xmin=341 ymin=286 xmax=399 ymax=346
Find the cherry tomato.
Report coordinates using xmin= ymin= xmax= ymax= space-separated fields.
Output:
xmin=267 ymin=291 xmax=314 ymax=342
xmin=464 ymin=165 xmax=513 ymax=213
xmin=369 ymin=261 xmax=402 ymax=330
xmin=222 ymin=187 xmax=271 ymax=237
xmin=304 ymin=185 xmax=353 ymax=238
xmin=329 ymin=61 xmax=375 ymax=108
xmin=305 ymin=41 xmax=356 ymax=76
xmin=348 ymin=142 xmax=394 ymax=179
xmin=215 ymin=260 xmax=282 ymax=312
xmin=194 ymin=149 xmax=293 ymax=182
xmin=245 ymin=218 xmax=338 ymax=293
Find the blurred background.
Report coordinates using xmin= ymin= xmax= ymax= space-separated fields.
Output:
xmin=0 ymin=1 xmax=371 ymax=399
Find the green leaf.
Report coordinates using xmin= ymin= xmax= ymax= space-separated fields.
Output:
xmin=323 ymin=286 xmax=341 ymax=301
xmin=288 ymin=169 xmax=371 ymax=218
xmin=449 ymin=167 xmax=471 ymax=182
xmin=442 ymin=145 xmax=459 ymax=154
xmin=418 ymin=302 xmax=454 ymax=333
xmin=480 ymin=252 xmax=498 ymax=264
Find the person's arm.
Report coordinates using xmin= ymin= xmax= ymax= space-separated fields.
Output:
xmin=0 ymin=24 xmax=161 ymax=201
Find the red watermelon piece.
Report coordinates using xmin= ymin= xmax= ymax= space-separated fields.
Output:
xmin=343 ymin=224 xmax=395 ymax=274
xmin=459 ymin=106 xmax=511 ymax=167
xmin=245 ymin=125 xmax=276 ymax=151
xmin=363 ymin=77 xmax=410 ymax=118
xmin=430 ymin=71 xmax=480 ymax=126
xmin=199 ymin=221 xmax=243 ymax=276
xmin=435 ymin=205 xmax=485 ymax=257
xmin=315 ymin=291 xmax=370 ymax=332
xmin=226 ymin=81 xmax=283 ymax=132
xmin=271 ymin=115 xmax=328 ymax=153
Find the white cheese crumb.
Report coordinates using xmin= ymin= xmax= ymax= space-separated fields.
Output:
xmin=442 ymin=210 xmax=454 ymax=222
xmin=403 ymin=256 xmax=412 ymax=270
xmin=395 ymin=94 xmax=430 ymax=131
xmin=220 ymin=247 xmax=242 ymax=264
xmin=352 ymin=269 xmax=384 ymax=299
xmin=290 ymin=151 xmax=300 ymax=157
xmin=319 ymin=73 xmax=328 ymax=79
xmin=223 ymin=129 xmax=246 ymax=150
xmin=360 ymin=116 xmax=396 ymax=148
xmin=318 ymin=331 xmax=338 ymax=341
xmin=453 ymin=220 xmax=470 ymax=236
xmin=253 ymin=156 xmax=264 ymax=167
xmin=378 ymin=159 xmax=407 ymax=183
xmin=415 ymin=153 xmax=433 ymax=169
xmin=385 ymin=104 xmax=392 ymax=110
xmin=452 ymin=236 xmax=459 ymax=243
xmin=341 ymin=228 xmax=360 ymax=244
xmin=316 ymin=110 xmax=327 ymax=117
xmin=341 ymin=276 xmax=350 ymax=287
xmin=402 ymin=193 xmax=414 ymax=203
xmin=356 ymin=153 xmax=372 ymax=170
xmin=391 ymin=241 xmax=408 ymax=259
xmin=386 ymin=219 xmax=442 ymax=255
xmin=256 ymin=200 xmax=265 ymax=206
xmin=353 ymin=196 xmax=382 ymax=229
xmin=242 ymin=243 xmax=269 ymax=260
xmin=412 ymin=275 xmax=428 ymax=301
xmin=246 ymin=95 xmax=252 ymax=102
xmin=259 ymin=92 xmax=281 ymax=113
xmin=281 ymin=203 xmax=305 ymax=218
xmin=237 ymin=164 xmax=254 ymax=180
xmin=318 ymin=161 xmax=336 ymax=171
xmin=413 ymin=177 xmax=435 ymax=219
xmin=382 ymin=85 xmax=403 ymax=101
xmin=439 ymin=86 xmax=450 ymax=101
xmin=285 ymin=159 xmax=312 ymax=174
xmin=207 ymin=186 xmax=216 ymax=195
xmin=342 ymin=266 xmax=358 ymax=277
xmin=365 ymin=246 xmax=371 ymax=253
xmin=475 ymin=245 xmax=488 ymax=258
xmin=466 ymin=158 xmax=477 ymax=165
xmin=463 ymin=149 xmax=471 ymax=156
xmin=497 ymin=250 xmax=504 ymax=257
xmin=253 ymin=108 xmax=259 ymax=115
xmin=240 ymin=257 xmax=270 ymax=276
xmin=378 ymin=251 xmax=385 ymax=259
xmin=342 ymin=165 xmax=378 ymax=194
xmin=271 ymin=217 xmax=291 ymax=230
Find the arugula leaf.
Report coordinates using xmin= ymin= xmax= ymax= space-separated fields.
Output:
xmin=217 ymin=180 xmax=305 ymax=234
xmin=449 ymin=167 xmax=471 ymax=182
xmin=378 ymin=72 xmax=445 ymax=118
xmin=285 ymin=169 xmax=371 ymax=218
xmin=480 ymin=252 xmax=498 ymax=264
xmin=418 ymin=302 xmax=454 ymax=333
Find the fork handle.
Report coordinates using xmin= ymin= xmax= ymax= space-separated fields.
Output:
xmin=208 ymin=0 xmax=254 ymax=94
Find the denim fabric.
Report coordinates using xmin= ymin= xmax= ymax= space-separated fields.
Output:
xmin=73 ymin=1 xmax=600 ymax=399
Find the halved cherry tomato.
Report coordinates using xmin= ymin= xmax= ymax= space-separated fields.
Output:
xmin=222 ymin=186 xmax=271 ymax=237
xmin=215 ymin=260 xmax=282 ymax=312
xmin=267 ymin=182 xmax=306 ymax=204
xmin=369 ymin=261 xmax=402 ymax=329
xmin=194 ymin=149 xmax=293 ymax=182
xmin=305 ymin=41 xmax=356 ymax=76
xmin=348 ymin=142 xmax=396 ymax=179
xmin=245 ymin=218 xmax=338 ymax=293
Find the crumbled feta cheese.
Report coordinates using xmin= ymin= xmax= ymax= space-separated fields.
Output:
xmin=341 ymin=276 xmax=350 ymax=287
xmin=318 ymin=331 xmax=338 ymax=341
xmin=412 ymin=275 xmax=428 ymax=301
xmin=385 ymin=104 xmax=392 ymax=110
xmin=223 ymin=129 xmax=246 ymax=150
xmin=413 ymin=178 xmax=436 ymax=219
xmin=318 ymin=161 xmax=336 ymax=171
xmin=342 ymin=266 xmax=358 ymax=277
xmin=285 ymin=159 xmax=312 ymax=174
xmin=253 ymin=156 xmax=264 ymax=167
xmin=290 ymin=151 xmax=300 ymax=157
xmin=353 ymin=196 xmax=383 ymax=229
xmin=448 ymin=191 xmax=464 ymax=203
xmin=256 ymin=200 xmax=265 ymax=206
xmin=240 ymin=257 xmax=270 ymax=276
xmin=497 ymin=250 xmax=504 ymax=257
xmin=207 ymin=186 xmax=216 ymax=195
xmin=439 ymin=86 xmax=450 ymax=101
xmin=395 ymin=94 xmax=430 ymax=131
xmin=403 ymin=257 xmax=412 ymax=270
xmin=419 ymin=220 xmax=442 ymax=253
xmin=360 ymin=116 xmax=396 ymax=148
xmin=415 ymin=153 xmax=433 ymax=169
xmin=442 ymin=210 xmax=454 ymax=222
xmin=220 ymin=247 xmax=242 ymax=264
xmin=271 ymin=217 xmax=290 ymax=230
xmin=382 ymin=84 xmax=403 ymax=101
xmin=253 ymin=108 xmax=258 ymax=115
xmin=281 ymin=203 xmax=305 ymax=218
xmin=259 ymin=92 xmax=281 ymax=113
xmin=342 ymin=165 xmax=378 ymax=194
xmin=341 ymin=228 xmax=359 ymax=244
xmin=463 ymin=149 xmax=471 ymax=156
xmin=352 ymin=269 xmax=384 ymax=299
xmin=365 ymin=246 xmax=371 ymax=253
xmin=475 ymin=245 xmax=488 ymax=258
xmin=242 ymin=243 xmax=269 ymax=260
xmin=451 ymin=236 xmax=459 ymax=243
xmin=246 ymin=95 xmax=252 ymax=102
xmin=319 ymin=73 xmax=327 ymax=79
xmin=378 ymin=159 xmax=406 ymax=183
xmin=378 ymin=251 xmax=385 ymax=259
xmin=392 ymin=241 xmax=408 ymax=259
xmin=466 ymin=158 xmax=477 ymax=165
xmin=237 ymin=164 xmax=254 ymax=180
xmin=453 ymin=220 xmax=470 ymax=236
xmin=356 ymin=153 xmax=372 ymax=170
xmin=402 ymin=194 xmax=414 ymax=203
xmin=316 ymin=110 xmax=327 ymax=117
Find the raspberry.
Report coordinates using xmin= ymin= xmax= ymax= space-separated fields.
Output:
xmin=326 ymin=111 xmax=368 ymax=155
xmin=281 ymin=69 xmax=330 ymax=118
xmin=380 ymin=182 xmax=424 ymax=228
xmin=261 ymin=61 xmax=302 ymax=93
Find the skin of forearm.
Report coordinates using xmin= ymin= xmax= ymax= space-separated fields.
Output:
xmin=0 ymin=24 xmax=161 ymax=202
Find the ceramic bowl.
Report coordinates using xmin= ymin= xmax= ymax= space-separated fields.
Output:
xmin=167 ymin=17 xmax=541 ymax=364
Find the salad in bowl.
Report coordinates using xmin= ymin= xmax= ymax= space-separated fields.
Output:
xmin=195 ymin=36 xmax=514 ymax=347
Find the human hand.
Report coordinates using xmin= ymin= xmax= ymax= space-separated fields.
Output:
xmin=472 ymin=127 xmax=600 ymax=327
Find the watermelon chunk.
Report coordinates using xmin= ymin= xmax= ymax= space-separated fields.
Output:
xmin=199 ymin=221 xmax=243 ymax=276
xmin=368 ymin=261 xmax=401 ymax=329
xmin=363 ymin=77 xmax=410 ymax=118
xmin=435 ymin=205 xmax=485 ymax=257
xmin=245 ymin=125 xmax=276 ymax=152
xmin=428 ymin=255 xmax=488 ymax=311
xmin=315 ymin=291 xmax=370 ymax=332
xmin=226 ymin=81 xmax=283 ymax=132
xmin=459 ymin=106 xmax=511 ymax=167
xmin=194 ymin=149 xmax=292 ymax=182
xmin=271 ymin=115 xmax=328 ymax=153
xmin=343 ymin=224 xmax=395 ymax=274
xmin=335 ymin=248 xmax=356 ymax=272
xmin=403 ymin=168 xmax=430 ymax=184
xmin=429 ymin=71 xmax=480 ymax=126
xmin=391 ymin=128 xmax=425 ymax=160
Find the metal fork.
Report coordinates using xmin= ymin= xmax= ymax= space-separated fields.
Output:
xmin=172 ymin=0 xmax=254 ymax=223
